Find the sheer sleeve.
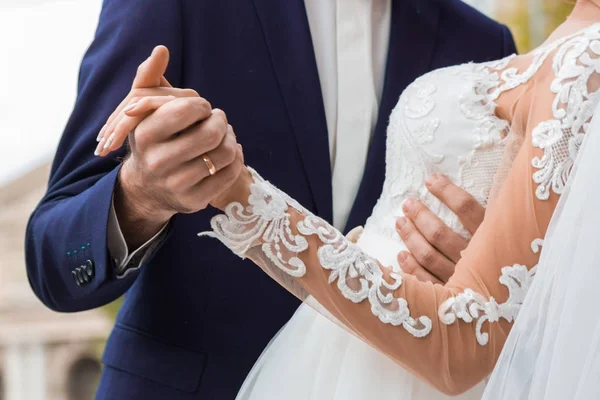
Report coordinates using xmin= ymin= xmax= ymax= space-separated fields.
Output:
xmin=201 ymin=34 xmax=600 ymax=395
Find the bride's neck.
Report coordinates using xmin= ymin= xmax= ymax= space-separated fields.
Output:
xmin=542 ymin=1 xmax=600 ymax=43
xmin=569 ymin=0 xmax=600 ymax=23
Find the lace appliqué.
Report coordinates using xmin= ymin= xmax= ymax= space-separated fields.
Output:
xmin=438 ymin=239 xmax=543 ymax=346
xmin=388 ymin=79 xmax=444 ymax=199
xmin=200 ymin=169 xmax=309 ymax=277
xmin=203 ymin=169 xmax=432 ymax=338
xmin=297 ymin=216 xmax=432 ymax=337
xmin=531 ymin=28 xmax=600 ymax=200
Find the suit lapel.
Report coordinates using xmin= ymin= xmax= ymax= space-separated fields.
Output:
xmin=252 ymin=0 xmax=333 ymax=222
xmin=345 ymin=0 xmax=440 ymax=232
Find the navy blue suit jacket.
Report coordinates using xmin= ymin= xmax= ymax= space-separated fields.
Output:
xmin=25 ymin=0 xmax=516 ymax=398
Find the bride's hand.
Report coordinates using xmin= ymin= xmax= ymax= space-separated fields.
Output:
xmin=395 ymin=174 xmax=485 ymax=285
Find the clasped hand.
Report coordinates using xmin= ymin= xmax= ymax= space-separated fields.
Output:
xmin=97 ymin=46 xmax=485 ymax=283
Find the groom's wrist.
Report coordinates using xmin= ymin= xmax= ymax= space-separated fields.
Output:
xmin=114 ymin=164 xmax=173 ymax=250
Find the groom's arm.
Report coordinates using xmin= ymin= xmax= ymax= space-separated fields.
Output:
xmin=25 ymin=0 xmax=183 ymax=312
xmin=501 ymin=25 xmax=518 ymax=56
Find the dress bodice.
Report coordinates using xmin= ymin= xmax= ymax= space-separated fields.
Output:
xmin=358 ymin=58 xmax=515 ymax=267
xmin=358 ymin=23 xmax=600 ymax=268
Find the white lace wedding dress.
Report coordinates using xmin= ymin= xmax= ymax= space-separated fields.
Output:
xmin=236 ymin=54 xmax=517 ymax=400
xmin=219 ymin=24 xmax=600 ymax=400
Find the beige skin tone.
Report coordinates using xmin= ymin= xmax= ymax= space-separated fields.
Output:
xmin=95 ymin=47 xmax=245 ymax=250
xmin=97 ymin=47 xmax=484 ymax=282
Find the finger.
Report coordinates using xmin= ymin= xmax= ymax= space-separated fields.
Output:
xmin=346 ymin=226 xmax=364 ymax=244
xmin=397 ymin=252 xmax=443 ymax=284
xmin=402 ymin=199 xmax=468 ymax=263
xmin=164 ymin=123 xmax=238 ymax=183
xmin=425 ymin=174 xmax=485 ymax=236
xmin=132 ymin=45 xmax=170 ymax=89
xmin=98 ymin=45 xmax=170 ymax=146
xmin=96 ymin=96 xmax=178 ymax=156
xmin=97 ymin=86 xmax=187 ymax=144
xmin=396 ymin=217 xmax=456 ymax=283
xmin=161 ymin=122 xmax=236 ymax=178
xmin=160 ymin=75 xmax=172 ymax=88
xmin=157 ymin=108 xmax=229 ymax=162
xmin=134 ymin=97 xmax=213 ymax=146
xmin=187 ymin=149 xmax=244 ymax=212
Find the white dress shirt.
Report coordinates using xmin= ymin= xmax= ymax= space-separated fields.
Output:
xmin=305 ymin=0 xmax=391 ymax=229
xmin=109 ymin=0 xmax=391 ymax=274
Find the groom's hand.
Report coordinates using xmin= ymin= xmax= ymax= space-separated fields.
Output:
xmin=395 ymin=174 xmax=484 ymax=284
xmin=105 ymin=46 xmax=243 ymax=249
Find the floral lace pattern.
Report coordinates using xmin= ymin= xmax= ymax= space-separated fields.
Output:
xmin=438 ymin=239 xmax=542 ymax=346
xmin=203 ymin=171 xmax=544 ymax=342
xmin=388 ymin=78 xmax=444 ymax=199
xmin=204 ymin=169 xmax=432 ymax=337
xmin=201 ymin=169 xmax=309 ymax=277
xmin=531 ymin=26 xmax=600 ymax=200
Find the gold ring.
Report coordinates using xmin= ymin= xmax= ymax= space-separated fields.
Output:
xmin=202 ymin=154 xmax=217 ymax=176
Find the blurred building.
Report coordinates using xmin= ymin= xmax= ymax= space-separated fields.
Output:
xmin=0 ymin=163 xmax=111 ymax=400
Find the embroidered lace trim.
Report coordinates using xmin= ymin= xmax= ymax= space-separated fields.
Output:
xmin=201 ymin=170 xmax=541 ymax=344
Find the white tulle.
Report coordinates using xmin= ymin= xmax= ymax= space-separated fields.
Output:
xmin=237 ymin=302 xmax=485 ymax=400
xmin=484 ymin=102 xmax=600 ymax=399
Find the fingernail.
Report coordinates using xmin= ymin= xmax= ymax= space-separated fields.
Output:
xmin=425 ymin=174 xmax=438 ymax=186
xmin=124 ymin=102 xmax=138 ymax=113
xmin=94 ymin=138 xmax=104 ymax=156
xmin=398 ymin=252 xmax=408 ymax=263
xmin=403 ymin=199 xmax=414 ymax=212
xmin=103 ymin=133 xmax=115 ymax=149
xmin=97 ymin=124 xmax=107 ymax=142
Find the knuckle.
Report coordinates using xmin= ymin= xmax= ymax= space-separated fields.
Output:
xmin=129 ymin=96 xmax=141 ymax=104
xmin=190 ymin=98 xmax=212 ymax=119
xmin=418 ymin=249 xmax=435 ymax=266
xmin=220 ymin=164 xmax=238 ymax=184
xmin=145 ymin=154 xmax=164 ymax=173
xmin=457 ymin=198 xmax=475 ymax=215
xmin=212 ymin=109 xmax=228 ymax=125
xmin=133 ymin=128 xmax=149 ymax=149
xmin=182 ymin=88 xmax=200 ymax=98
xmin=173 ymin=99 xmax=194 ymax=118
xmin=203 ymin=127 xmax=222 ymax=150
xmin=221 ymin=143 xmax=238 ymax=165
xmin=196 ymin=100 xmax=212 ymax=118
xmin=166 ymin=174 xmax=187 ymax=195
xmin=430 ymin=224 xmax=447 ymax=243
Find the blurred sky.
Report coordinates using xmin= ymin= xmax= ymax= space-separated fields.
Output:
xmin=0 ymin=0 xmax=102 ymax=186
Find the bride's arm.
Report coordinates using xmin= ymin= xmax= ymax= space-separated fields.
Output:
xmin=206 ymin=129 xmax=545 ymax=394
xmin=205 ymin=46 xmax=599 ymax=394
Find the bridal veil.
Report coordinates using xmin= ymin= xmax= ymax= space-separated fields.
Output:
xmin=484 ymin=101 xmax=600 ymax=399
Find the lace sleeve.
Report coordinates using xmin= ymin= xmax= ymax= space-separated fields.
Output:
xmin=200 ymin=28 xmax=600 ymax=396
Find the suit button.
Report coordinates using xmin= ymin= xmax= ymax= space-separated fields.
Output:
xmin=84 ymin=259 xmax=95 ymax=280
xmin=75 ymin=268 xmax=86 ymax=286
xmin=72 ymin=270 xmax=81 ymax=286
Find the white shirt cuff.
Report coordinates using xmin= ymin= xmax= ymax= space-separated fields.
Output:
xmin=107 ymin=199 xmax=168 ymax=279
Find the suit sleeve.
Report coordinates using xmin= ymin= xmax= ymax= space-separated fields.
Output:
xmin=25 ymin=0 xmax=182 ymax=312
xmin=501 ymin=24 xmax=518 ymax=56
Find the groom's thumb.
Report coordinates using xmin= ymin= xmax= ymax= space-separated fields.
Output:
xmin=132 ymin=45 xmax=172 ymax=89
